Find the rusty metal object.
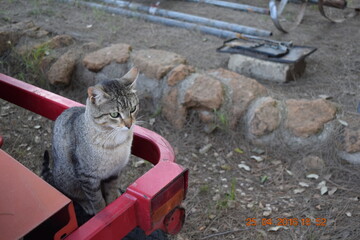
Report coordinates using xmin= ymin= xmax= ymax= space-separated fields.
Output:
xmin=318 ymin=0 xmax=359 ymax=22
xmin=217 ymin=37 xmax=317 ymax=64
xmin=269 ymin=0 xmax=307 ymax=33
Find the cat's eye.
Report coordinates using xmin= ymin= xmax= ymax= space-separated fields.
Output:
xmin=130 ymin=106 xmax=137 ymax=114
xmin=109 ymin=112 xmax=120 ymax=118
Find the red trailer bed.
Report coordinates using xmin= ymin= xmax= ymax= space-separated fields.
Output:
xmin=0 ymin=73 xmax=188 ymax=240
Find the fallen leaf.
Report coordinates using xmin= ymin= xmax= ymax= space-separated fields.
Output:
xmin=299 ymin=182 xmax=310 ymax=187
xmin=251 ymin=155 xmax=263 ymax=162
xmin=286 ymin=169 xmax=293 ymax=176
xmin=260 ymin=175 xmax=268 ymax=184
xmin=220 ymin=164 xmax=232 ymax=171
xmin=268 ymin=226 xmax=288 ymax=232
xmin=338 ymin=119 xmax=348 ymax=126
xmin=328 ymin=187 xmax=337 ymax=196
xmin=294 ymin=188 xmax=305 ymax=194
xmin=199 ymin=226 xmax=206 ymax=231
xmin=251 ymin=147 xmax=265 ymax=155
xmin=199 ymin=143 xmax=212 ymax=154
xmin=238 ymin=163 xmax=251 ymax=171
xmin=306 ymin=174 xmax=319 ymax=180
xmin=133 ymin=159 xmax=146 ymax=168
xmin=317 ymin=181 xmax=328 ymax=195
xmin=234 ymin=148 xmax=244 ymax=154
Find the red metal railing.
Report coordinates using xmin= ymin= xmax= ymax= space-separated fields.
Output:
xmin=0 ymin=73 xmax=188 ymax=239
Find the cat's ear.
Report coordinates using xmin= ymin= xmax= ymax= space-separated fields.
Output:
xmin=121 ymin=67 xmax=138 ymax=89
xmin=87 ymin=86 xmax=109 ymax=105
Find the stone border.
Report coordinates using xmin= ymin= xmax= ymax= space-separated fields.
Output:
xmin=1 ymin=21 xmax=359 ymax=164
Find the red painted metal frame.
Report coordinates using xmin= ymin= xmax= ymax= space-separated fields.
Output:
xmin=0 ymin=73 xmax=188 ymax=239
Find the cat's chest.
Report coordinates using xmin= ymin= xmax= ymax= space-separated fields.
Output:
xmin=88 ymin=143 xmax=131 ymax=177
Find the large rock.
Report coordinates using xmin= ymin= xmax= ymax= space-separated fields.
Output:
xmin=249 ymin=97 xmax=281 ymax=136
xmin=0 ymin=21 xmax=36 ymax=55
xmin=132 ymin=49 xmax=186 ymax=80
xmin=285 ymin=99 xmax=337 ymax=138
xmin=338 ymin=122 xmax=360 ymax=164
xmin=162 ymin=88 xmax=187 ymax=128
xmin=167 ymin=64 xmax=195 ymax=86
xmin=83 ymin=43 xmax=131 ymax=72
xmin=228 ymin=54 xmax=306 ymax=83
xmin=47 ymin=50 xmax=78 ymax=85
xmin=183 ymin=74 xmax=223 ymax=110
xmin=343 ymin=127 xmax=360 ymax=153
xmin=208 ymin=68 xmax=268 ymax=127
xmin=45 ymin=35 xmax=74 ymax=49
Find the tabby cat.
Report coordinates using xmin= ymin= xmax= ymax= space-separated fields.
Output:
xmin=42 ymin=68 xmax=139 ymax=216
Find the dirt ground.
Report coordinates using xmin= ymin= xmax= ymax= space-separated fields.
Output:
xmin=1 ymin=0 xmax=360 ymax=239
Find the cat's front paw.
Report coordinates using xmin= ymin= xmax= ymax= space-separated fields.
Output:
xmin=104 ymin=189 xmax=121 ymax=205
xmin=81 ymin=199 xmax=106 ymax=215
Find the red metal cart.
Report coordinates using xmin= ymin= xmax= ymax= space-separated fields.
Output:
xmin=0 ymin=73 xmax=188 ymax=240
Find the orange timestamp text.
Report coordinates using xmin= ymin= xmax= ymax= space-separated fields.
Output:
xmin=246 ymin=217 xmax=327 ymax=227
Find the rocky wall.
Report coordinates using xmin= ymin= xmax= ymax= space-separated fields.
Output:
xmin=1 ymin=21 xmax=359 ymax=164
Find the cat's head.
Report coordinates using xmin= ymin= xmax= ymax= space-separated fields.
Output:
xmin=86 ymin=67 xmax=139 ymax=130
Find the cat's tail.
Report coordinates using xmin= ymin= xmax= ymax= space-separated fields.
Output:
xmin=41 ymin=150 xmax=54 ymax=186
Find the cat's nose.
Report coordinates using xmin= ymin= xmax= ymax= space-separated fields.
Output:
xmin=123 ymin=118 xmax=132 ymax=129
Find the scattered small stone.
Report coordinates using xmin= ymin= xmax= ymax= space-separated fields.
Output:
xmin=303 ymin=155 xmax=325 ymax=171
xmin=209 ymin=227 xmax=219 ymax=233
xmin=226 ymin=151 xmax=233 ymax=158
xmin=263 ymin=210 xmax=272 ymax=217
xmin=34 ymin=136 xmax=41 ymax=144
xmin=199 ymin=143 xmax=212 ymax=154
xmin=26 ymin=146 xmax=32 ymax=151
xmin=34 ymin=125 xmax=41 ymax=129
xmin=349 ymin=197 xmax=359 ymax=201
xmin=208 ymin=214 xmax=216 ymax=220
xmin=212 ymin=193 xmax=221 ymax=201
xmin=346 ymin=211 xmax=352 ymax=217
xmin=293 ymin=188 xmax=305 ymax=194
xmin=247 ymin=203 xmax=254 ymax=208
xmin=149 ymin=118 xmax=156 ymax=126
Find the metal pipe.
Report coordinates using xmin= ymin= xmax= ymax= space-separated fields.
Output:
xmin=184 ymin=0 xmax=270 ymax=15
xmin=98 ymin=0 xmax=271 ymax=36
xmin=56 ymin=0 xmax=255 ymax=39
